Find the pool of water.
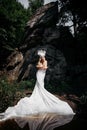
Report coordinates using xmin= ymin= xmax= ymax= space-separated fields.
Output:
xmin=0 ymin=113 xmax=87 ymax=130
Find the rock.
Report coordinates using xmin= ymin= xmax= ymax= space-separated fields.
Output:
xmin=5 ymin=49 xmax=24 ymax=82
xmin=1 ymin=1 xmax=67 ymax=85
xmin=0 ymin=1 xmax=86 ymax=92
xmin=20 ymin=1 xmax=58 ymax=51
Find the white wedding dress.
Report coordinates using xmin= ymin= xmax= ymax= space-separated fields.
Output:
xmin=0 ymin=69 xmax=75 ymax=121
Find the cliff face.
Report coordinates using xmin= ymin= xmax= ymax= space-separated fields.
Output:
xmin=4 ymin=2 xmax=66 ymax=84
xmin=1 ymin=2 xmax=66 ymax=84
xmin=1 ymin=1 xmax=87 ymax=90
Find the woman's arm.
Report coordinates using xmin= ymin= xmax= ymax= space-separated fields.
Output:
xmin=43 ymin=60 xmax=48 ymax=69
xmin=36 ymin=58 xmax=48 ymax=70
xmin=36 ymin=61 xmax=43 ymax=69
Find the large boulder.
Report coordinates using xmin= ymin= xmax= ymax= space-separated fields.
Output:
xmin=1 ymin=1 xmax=86 ymax=91
xmin=1 ymin=1 xmax=67 ymax=85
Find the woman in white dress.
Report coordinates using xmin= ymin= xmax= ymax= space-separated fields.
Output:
xmin=0 ymin=50 xmax=75 ymax=121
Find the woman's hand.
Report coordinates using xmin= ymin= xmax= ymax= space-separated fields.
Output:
xmin=36 ymin=62 xmax=43 ymax=69
xmin=36 ymin=64 xmax=48 ymax=70
xmin=36 ymin=65 xmax=43 ymax=69
xmin=36 ymin=57 xmax=48 ymax=70
xmin=42 ymin=66 xmax=48 ymax=70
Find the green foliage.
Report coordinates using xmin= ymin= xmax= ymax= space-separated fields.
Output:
xmin=0 ymin=0 xmax=28 ymax=66
xmin=46 ymin=81 xmax=72 ymax=94
xmin=0 ymin=0 xmax=43 ymax=66
xmin=0 ymin=76 xmax=17 ymax=112
xmin=18 ymin=79 xmax=35 ymax=90
xmin=0 ymin=0 xmax=29 ymax=52
xmin=0 ymin=76 xmax=35 ymax=112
